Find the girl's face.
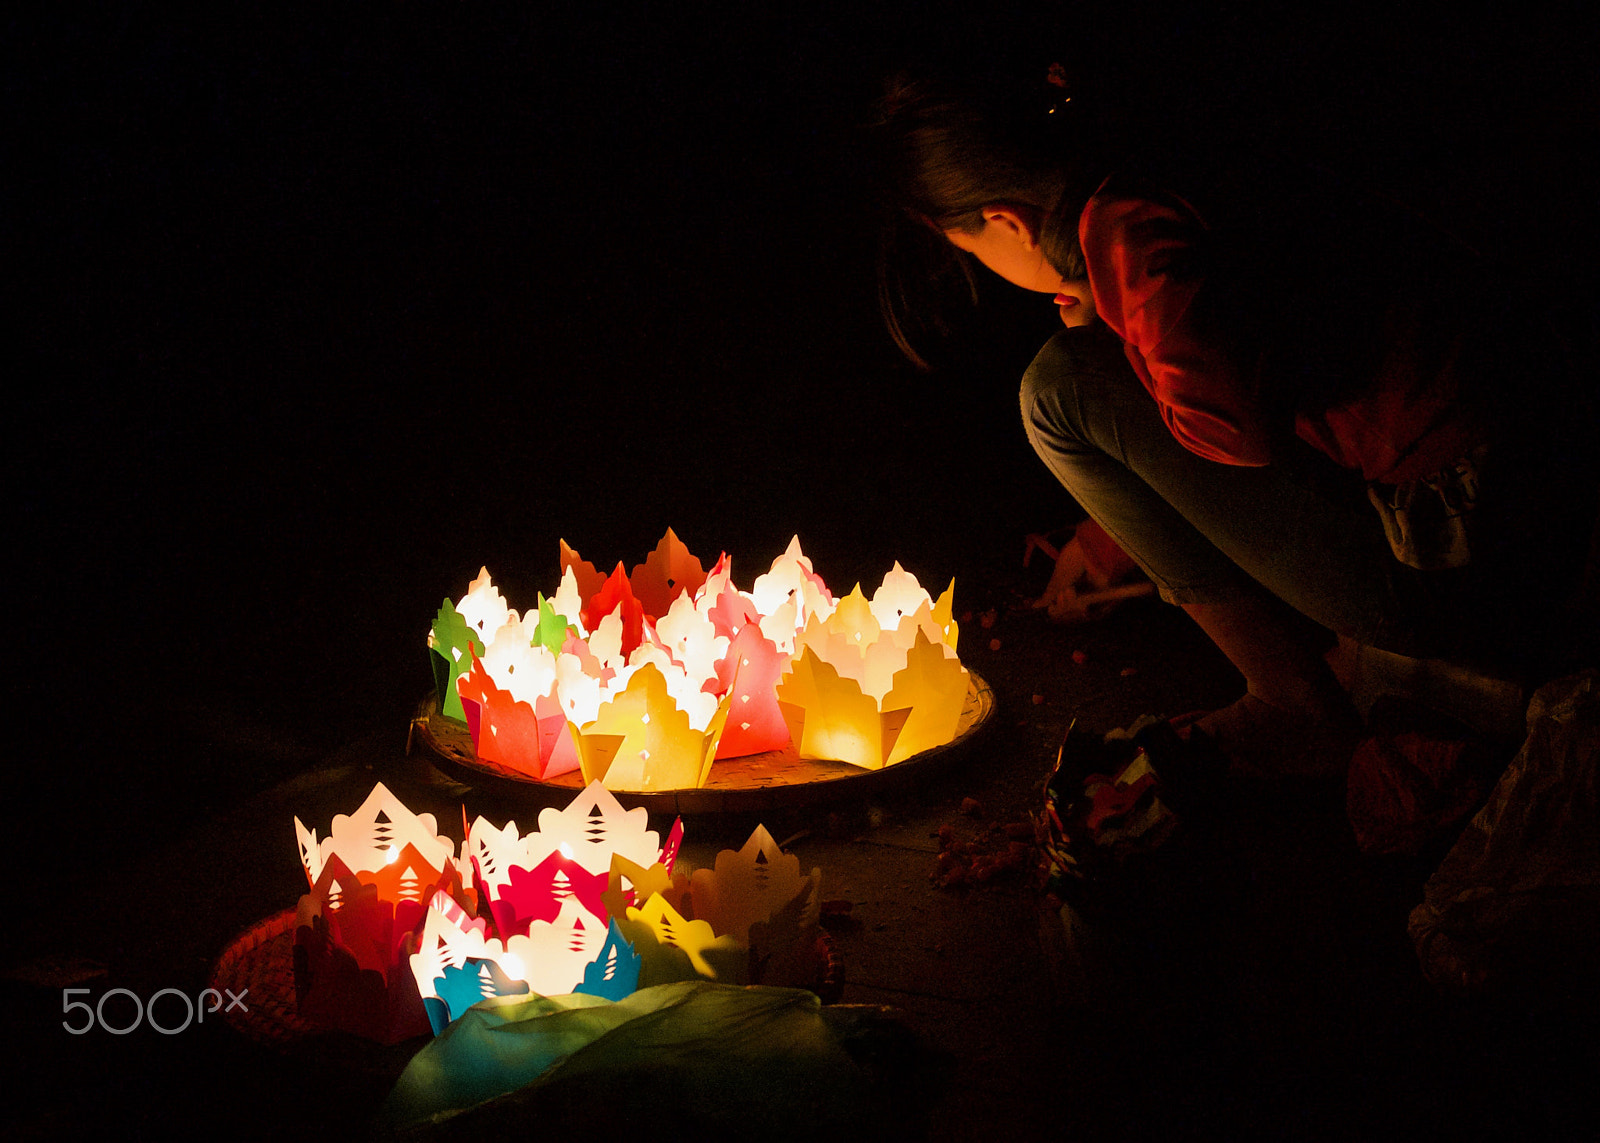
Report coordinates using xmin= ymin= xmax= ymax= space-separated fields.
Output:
xmin=944 ymin=208 xmax=1097 ymax=328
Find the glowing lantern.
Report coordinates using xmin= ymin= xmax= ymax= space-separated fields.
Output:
xmin=408 ymin=782 xmax=693 ymax=1027
xmin=460 ymin=785 xmax=826 ymax=998
xmin=408 ymin=890 xmax=642 ymax=1032
xmin=570 ymin=662 xmax=734 ymax=790
xmin=749 ymin=535 xmax=838 ymax=644
xmin=455 ymin=622 xmax=581 ymax=780
xmin=430 ymin=533 xmax=970 ymax=788
xmin=709 ymin=622 xmax=791 ymax=759
xmin=776 ymin=566 xmax=968 ymax=770
xmin=282 ymin=780 xmax=833 ymax=1045
xmin=292 ymin=783 xmax=470 ymax=1043
xmin=655 ymin=590 xmax=726 ymax=685
xmin=614 ymin=822 xmax=825 ymax=991
xmin=622 ymin=526 xmax=709 ymax=619
xmin=466 ymin=783 xmax=671 ymax=929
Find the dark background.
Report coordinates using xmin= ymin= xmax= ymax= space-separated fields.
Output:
xmin=11 ymin=0 xmax=1597 ymax=886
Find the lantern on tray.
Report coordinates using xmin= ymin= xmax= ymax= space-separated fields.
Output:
xmin=428 ymin=531 xmax=970 ymax=789
xmin=776 ymin=566 xmax=968 ymax=769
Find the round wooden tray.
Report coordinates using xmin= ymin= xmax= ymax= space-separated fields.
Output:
xmin=410 ymin=669 xmax=996 ymax=815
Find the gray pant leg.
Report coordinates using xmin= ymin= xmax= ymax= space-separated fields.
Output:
xmin=1019 ymin=327 xmax=1412 ymax=650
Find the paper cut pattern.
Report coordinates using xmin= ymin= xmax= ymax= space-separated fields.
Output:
xmin=293 ymin=783 xmax=470 ymax=1043
xmin=530 ymin=781 xmax=666 ymax=872
xmin=294 ymin=782 xmax=457 ymax=889
xmin=777 ymin=647 xmax=913 ymax=770
xmin=455 ymin=566 xmax=512 ymax=642
xmin=456 ymin=646 xmax=580 ymax=780
xmin=628 ymin=527 xmax=708 ymax=619
xmin=490 ymin=850 xmax=612 ymax=936
xmin=409 ymin=893 xmax=531 ymax=1033
xmin=581 ymin=564 xmax=647 ymax=659
xmin=709 ymin=623 xmax=792 ymax=759
xmin=613 ymin=821 xmax=825 ymax=991
xmin=575 ymin=918 xmax=643 ymax=1001
xmin=571 ymin=662 xmax=732 ymax=791
xmin=408 ymin=891 xmax=644 ymax=1033
xmin=689 ymin=824 xmax=821 ymax=940
xmin=432 ymin=535 xmax=967 ymax=787
xmin=446 ymin=783 xmax=672 ymax=1008
xmin=463 ymin=787 xmax=824 ymax=995
xmin=293 ymin=781 xmax=827 ymax=1041
xmin=428 ymin=599 xmax=484 ymax=721
xmin=465 ymin=783 xmax=666 ymax=930
xmin=880 ymin=629 xmax=972 ymax=763
xmin=558 ymin=540 xmax=609 ymax=617
xmin=429 ymin=960 xmax=528 ymax=1033
xmin=777 ymin=567 xmax=968 ymax=770
xmin=750 ymin=535 xmax=836 ymax=641
xmin=532 ymin=595 xmax=572 ymax=655
xmin=403 ymin=783 xmax=673 ymax=1029
xmin=618 ymin=895 xmax=747 ymax=985
xmin=601 ymin=853 xmax=690 ymax=923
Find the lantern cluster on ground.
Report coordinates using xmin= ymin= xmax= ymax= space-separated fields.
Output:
xmin=292 ymin=781 xmax=823 ymax=1042
xmin=427 ymin=531 xmax=969 ymax=788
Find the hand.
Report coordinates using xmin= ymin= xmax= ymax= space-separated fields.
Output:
xmin=1032 ymin=538 xmax=1090 ymax=620
xmin=1031 ymin=533 xmax=1154 ymax=622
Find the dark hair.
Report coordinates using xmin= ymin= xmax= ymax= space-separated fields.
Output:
xmin=870 ymin=66 xmax=1106 ymax=366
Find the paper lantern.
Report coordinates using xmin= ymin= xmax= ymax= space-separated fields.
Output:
xmin=286 ymin=780 xmax=831 ymax=1045
xmin=775 ymin=566 xmax=968 ymax=770
xmin=427 ymin=598 xmax=483 ymax=722
xmin=459 ymin=789 xmax=826 ymax=997
xmin=614 ymin=822 xmax=826 ymax=991
xmin=292 ymin=783 xmax=470 ymax=1043
xmin=709 ymin=622 xmax=792 ymax=759
xmin=570 ymin=662 xmax=734 ymax=791
xmin=456 ymin=642 xmax=580 ymax=781
xmin=430 ymin=533 xmax=971 ymax=787
xmin=426 ymin=568 xmax=512 ymax=721
xmin=749 ymin=535 xmax=837 ymax=644
xmin=464 ymin=781 xmax=678 ymax=938
xmin=411 ymin=782 xmax=684 ymax=1029
xmin=408 ymin=890 xmax=642 ymax=1033
xmin=688 ymin=823 xmax=821 ymax=940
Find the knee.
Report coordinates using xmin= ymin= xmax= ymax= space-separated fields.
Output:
xmin=1018 ymin=332 xmax=1074 ymax=412
xmin=1020 ymin=325 xmax=1143 ymax=452
xmin=1019 ymin=333 xmax=1071 ymax=439
xmin=1019 ymin=329 xmax=1112 ymax=452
